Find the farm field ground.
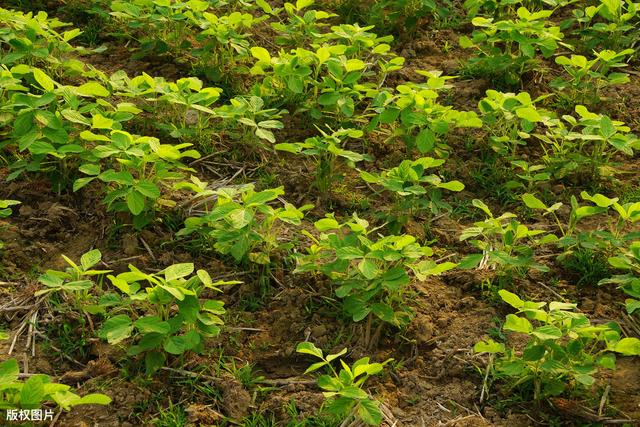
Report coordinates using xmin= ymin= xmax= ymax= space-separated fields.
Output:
xmin=1 ymin=0 xmax=640 ymax=426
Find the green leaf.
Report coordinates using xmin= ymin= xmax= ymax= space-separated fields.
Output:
xmin=20 ymin=375 xmax=45 ymax=408
xmin=99 ymin=314 xmax=133 ymax=344
xmin=532 ymin=325 xmax=562 ymax=340
xmin=255 ymin=127 xmax=275 ymax=143
xmin=345 ymin=59 xmax=365 ymax=72
xmin=315 ymin=217 xmax=340 ymax=231
xmin=326 ymin=348 xmax=347 ymax=362
xmin=357 ymin=398 xmax=382 ymax=425
xmin=600 ymin=116 xmax=616 ymax=138
xmin=244 ymin=188 xmax=283 ymax=206
xmin=416 ymin=128 xmax=436 ymax=153
xmin=79 ymin=163 xmax=101 ymax=176
xmin=80 ymin=249 xmax=102 ymax=270
xmin=75 ymin=393 xmax=112 ymax=405
xmin=164 ymin=263 xmax=194 ymax=282
xmin=522 ymin=193 xmax=547 ymax=210
xmin=33 ymin=68 xmax=55 ymax=91
xmin=581 ymin=191 xmax=617 ymax=208
xmin=91 ymin=114 xmax=114 ymax=130
xmin=438 ymin=180 xmax=465 ymax=191
xmin=339 ymin=386 xmax=368 ymax=399
xmin=503 ymin=314 xmax=533 ymax=334
xmin=163 ymin=335 xmax=189 ymax=355
xmin=136 ymin=181 xmax=161 ymax=199
xmin=77 ymin=82 xmax=110 ymax=97
xmin=0 ymin=358 xmax=20 ymax=385
xmin=250 ymin=46 xmax=271 ymax=63
xmin=145 ymin=351 xmax=166 ymax=375
xmin=458 ymin=253 xmax=484 ymax=269
xmin=474 ymin=339 xmax=505 ymax=353
xmin=358 ymin=259 xmax=378 ymax=280
xmin=126 ymin=190 xmax=146 ymax=216
xmin=134 ymin=316 xmax=171 ymax=334
xmin=613 ymin=337 xmax=640 ymax=356
xmin=317 ymin=374 xmax=342 ymax=392
xmin=255 ymin=0 xmax=274 ymax=13
xmin=296 ymin=342 xmax=323 ymax=359
xmin=574 ymin=373 xmax=595 ymax=386
xmin=516 ymin=107 xmax=542 ymax=122
xmin=471 ymin=199 xmax=492 ymax=217
xmin=499 ymin=290 xmax=525 ymax=309
xmin=371 ymin=303 xmax=395 ymax=323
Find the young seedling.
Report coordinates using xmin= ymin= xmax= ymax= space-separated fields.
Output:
xmin=99 ymin=263 xmax=236 ymax=375
xmin=296 ymin=342 xmax=392 ymax=426
xmin=360 ymin=157 xmax=464 ymax=231
xmin=0 ymin=358 xmax=111 ymax=410
xmin=296 ymin=213 xmax=456 ymax=327
xmin=551 ymin=49 xmax=634 ymax=106
xmin=276 ymin=127 xmax=369 ymax=199
xmin=36 ymin=249 xmax=111 ymax=314
xmin=475 ymin=290 xmax=640 ymax=402
xmin=178 ymin=184 xmax=312 ymax=289
xmin=459 ymin=199 xmax=552 ymax=287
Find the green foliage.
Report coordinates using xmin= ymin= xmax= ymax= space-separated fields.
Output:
xmin=0 ymin=358 xmax=111 ymax=410
xmin=296 ymin=342 xmax=392 ymax=426
xmin=371 ymin=71 xmax=482 ymax=155
xmin=459 ymin=199 xmax=552 ymax=281
xmin=600 ymin=241 xmax=640 ymax=317
xmin=0 ymin=7 xmax=104 ymax=74
xmin=460 ymin=7 xmax=565 ymax=86
xmin=0 ymin=63 xmax=204 ymax=229
xmin=74 ymin=129 xmax=200 ymax=229
xmin=535 ymin=106 xmax=639 ymax=181
xmin=35 ymin=249 xmax=110 ymax=313
xmin=250 ymin=24 xmax=403 ymax=122
xmin=109 ymin=0 xmax=262 ymax=82
xmin=295 ymin=214 xmax=456 ymax=325
xmin=478 ymin=90 xmax=551 ymax=156
xmin=525 ymin=191 xmax=640 ymax=248
xmin=475 ymin=290 xmax=640 ymax=401
xmin=551 ymin=49 xmax=634 ymax=106
xmin=99 ymin=264 xmax=234 ymax=374
xmin=179 ymin=183 xmax=311 ymax=277
xmin=213 ymin=95 xmax=287 ymax=146
xmin=360 ymin=157 xmax=464 ymax=230
xmin=338 ymin=0 xmax=453 ymax=35
xmin=572 ymin=0 xmax=640 ymax=51
xmin=276 ymin=127 xmax=368 ymax=198
xmin=270 ymin=1 xmax=337 ymax=47
xmin=506 ymin=160 xmax=551 ymax=191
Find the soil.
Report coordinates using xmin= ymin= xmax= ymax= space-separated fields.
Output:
xmin=1 ymin=1 xmax=639 ymax=426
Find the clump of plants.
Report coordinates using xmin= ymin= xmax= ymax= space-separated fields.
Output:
xmin=459 ymin=199 xmax=552 ymax=288
xmin=296 ymin=342 xmax=392 ymax=426
xmin=475 ymin=290 xmax=640 ymax=402
xmin=360 ymin=157 xmax=464 ymax=232
xmin=551 ymin=49 xmax=634 ymax=107
xmin=460 ymin=7 xmax=565 ymax=87
xmin=0 ymin=358 xmax=111 ymax=410
xmin=99 ymin=263 xmax=234 ymax=375
xmin=178 ymin=184 xmax=312 ymax=289
xmin=295 ymin=213 xmax=456 ymax=327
